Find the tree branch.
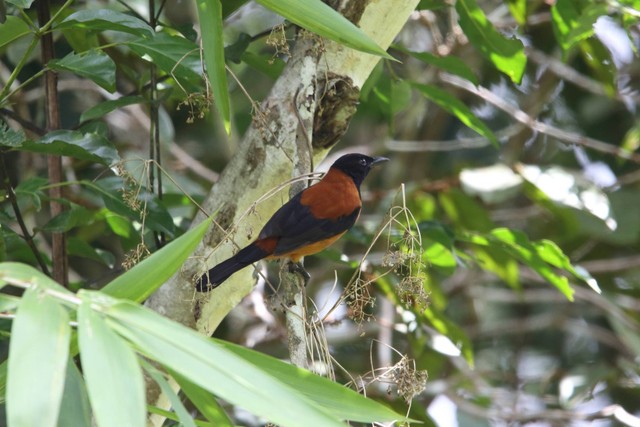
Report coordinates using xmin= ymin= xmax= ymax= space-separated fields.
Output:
xmin=37 ymin=0 xmax=67 ymax=286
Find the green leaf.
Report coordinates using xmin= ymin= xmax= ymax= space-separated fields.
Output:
xmin=217 ymin=340 xmax=405 ymax=423
xmin=0 ymin=262 xmax=72 ymax=294
xmin=80 ymin=96 xmax=146 ymax=122
xmin=439 ymin=189 xmax=494 ymax=232
xmin=41 ymin=204 xmax=94 ymax=233
xmin=92 ymin=177 xmax=176 ymax=236
xmin=422 ymin=306 xmax=474 ymax=366
xmin=127 ymin=32 xmax=202 ymax=89
xmin=412 ymin=83 xmax=498 ymax=147
xmin=68 ymin=237 xmax=114 ymax=266
xmin=173 ymin=371 xmax=234 ymax=427
xmin=48 ymin=50 xmax=116 ymax=92
xmin=143 ymin=361 xmax=197 ymax=427
xmin=4 ymin=0 xmax=32 ymax=8
xmin=506 ymin=0 xmax=527 ymax=25
xmin=2 ymin=129 xmax=120 ymax=166
xmin=7 ymin=288 xmax=71 ymax=427
xmin=105 ymin=299 xmax=348 ymax=427
xmin=57 ymin=359 xmax=92 ymax=427
xmin=0 ymin=16 xmax=31 ymax=49
xmin=196 ymin=0 xmax=231 ymax=134
xmin=257 ymin=0 xmax=393 ymax=60
xmin=456 ymin=0 xmax=526 ymax=84
xmin=401 ymin=48 xmax=478 ymax=85
xmin=101 ymin=218 xmax=211 ymax=301
xmin=551 ymin=0 xmax=608 ymax=53
xmin=78 ymin=295 xmax=146 ymax=427
xmin=57 ymin=10 xmax=154 ymax=38
xmin=490 ymin=228 xmax=575 ymax=301
xmin=0 ymin=293 xmax=20 ymax=312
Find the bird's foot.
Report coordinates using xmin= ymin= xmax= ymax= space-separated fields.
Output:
xmin=287 ymin=261 xmax=310 ymax=286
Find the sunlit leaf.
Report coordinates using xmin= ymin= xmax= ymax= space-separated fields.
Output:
xmin=506 ymin=0 xmax=527 ymax=25
xmin=413 ymin=83 xmax=498 ymax=147
xmin=456 ymin=0 xmax=526 ymax=84
xmin=257 ymin=0 xmax=393 ymax=59
xmin=7 ymin=288 xmax=70 ymax=427
xmin=490 ymin=228 xmax=575 ymax=300
xmin=49 ymin=50 xmax=116 ymax=92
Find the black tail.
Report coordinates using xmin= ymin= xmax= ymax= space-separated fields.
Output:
xmin=195 ymin=242 xmax=270 ymax=292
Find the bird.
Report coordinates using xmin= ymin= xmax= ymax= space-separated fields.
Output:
xmin=196 ymin=153 xmax=388 ymax=292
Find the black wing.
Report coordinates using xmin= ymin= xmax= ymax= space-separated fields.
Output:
xmin=258 ymin=192 xmax=360 ymax=256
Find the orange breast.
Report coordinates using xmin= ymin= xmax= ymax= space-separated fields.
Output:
xmin=300 ymin=168 xmax=361 ymax=219
xmin=277 ymin=232 xmax=346 ymax=262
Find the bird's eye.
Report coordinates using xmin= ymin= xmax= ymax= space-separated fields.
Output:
xmin=360 ymin=158 xmax=367 ymax=166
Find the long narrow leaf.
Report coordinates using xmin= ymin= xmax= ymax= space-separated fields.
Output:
xmin=195 ymin=0 xmax=231 ymax=133
xmin=413 ymin=83 xmax=498 ymax=147
xmin=101 ymin=218 xmax=211 ymax=301
xmin=103 ymin=298 xmax=347 ymax=427
xmin=173 ymin=371 xmax=235 ymax=427
xmin=456 ymin=0 xmax=526 ymax=84
xmin=217 ymin=340 xmax=405 ymax=423
xmin=78 ymin=297 xmax=146 ymax=427
xmin=258 ymin=0 xmax=392 ymax=59
xmin=142 ymin=361 xmax=197 ymax=427
xmin=7 ymin=288 xmax=70 ymax=427
xmin=57 ymin=359 xmax=92 ymax=427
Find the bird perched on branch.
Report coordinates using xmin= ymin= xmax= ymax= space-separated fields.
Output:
xmin=196 ymin=153 xmax=388 ymax=292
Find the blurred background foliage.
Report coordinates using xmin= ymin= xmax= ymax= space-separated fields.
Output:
xmin=1 ymin=0 xmax=640 ymax=425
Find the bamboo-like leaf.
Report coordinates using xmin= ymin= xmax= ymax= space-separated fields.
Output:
xmin=195 ymin=0 xmax=231 ymax=134
xmin=104 ymin=299 xmax=349 ymax=427
xmin=456 ymin=0 xmax=526 ymax=84
xmin=413 ymin=83 xmax=498 ymax=147
xmin=173 ymin=371 xmax=234 ymax=427
xmin=257 ymin=0 xmax=392 ymax=59
xmin=57 ymin=359 xmax=92 ymax=427
xmin=77 ymin=296 xmax=146 ymax=427
xmin=49 ymin=50 xmax=116 ymax=92
xmin=101 ymin=218 xmax=211 ymax=301
xmin=217 ymin=340 xmax=406 ymax=423
xmin=143 ymin=361 xmax=197 ymax=427
xmin=7 ymin=288 xmax=71 ymax=427
xmin=0 ymin=262 xmax=72 ymax=294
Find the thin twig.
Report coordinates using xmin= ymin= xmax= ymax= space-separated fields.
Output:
xmin=439 ymin=72 xmax=640 ymax=164
xmin=0 ymin=155 xmax=50 ymax=275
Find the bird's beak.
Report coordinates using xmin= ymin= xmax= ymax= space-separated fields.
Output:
xmin=371 ymin=156 xmax=389 ymax=166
